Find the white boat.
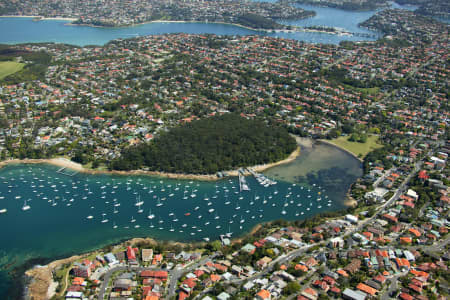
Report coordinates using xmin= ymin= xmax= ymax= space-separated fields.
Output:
xmin=22 ymin=200 xmax=31 ymax=211
xmin=101 ymin=213 xmax=109 ymax=223
xmin=208 ymin=208 xmax=215 ymax=213
xmin=87 ymin=215 xmax=94 ymax=219
xmin=130 ymin=216 xmax=136 ymax=223
xmin=147 ymin=209 xmax=155 ymax=219
xmin=135 ymin=195 xmax=144 ymax=206
xmin=0 ymin=208 xmax=7 ymax=214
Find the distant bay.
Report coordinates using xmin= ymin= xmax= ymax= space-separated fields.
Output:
xmin=0 ymin=1 xmax=394 ymax=48
xmin=0 ymin=17 xmax=378 ymax=46
xmin=0 ymin=2 xmax=428 ymax=47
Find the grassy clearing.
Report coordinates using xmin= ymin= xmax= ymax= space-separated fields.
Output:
xmin=328 ymin=135 xmax=382 ymax=158
xmin=0 ymin=61 xmax=25 ymax=79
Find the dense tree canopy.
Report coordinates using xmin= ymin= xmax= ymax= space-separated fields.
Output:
xmin=111 ymin=114 xmax=297 ymax=174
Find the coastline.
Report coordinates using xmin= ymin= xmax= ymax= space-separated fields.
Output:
xmin=0 ymin=15 xmax=363 ymax=37
xmin=317 ymin=139 xmax=364 ymax=162
xmin=0 ymin=15 xmax=297 ymax=32
xmin=0 ymin=15 xmax=77 ymax=21
xmin=23 ymin=222 xmax=266 ymax=300
xmin=24 ymin=237 xmax=158 ymax=300
xmin=65 ymin=19 xmax=300 ymax=33
xmin=0 ymin=146 xmax=300 ymax=181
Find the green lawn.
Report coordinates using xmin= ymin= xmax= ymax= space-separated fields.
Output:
xmin=328 ymin=135 xmax=382 ymax=158
xmin=0 ymin=61 xmax=25 ymax=80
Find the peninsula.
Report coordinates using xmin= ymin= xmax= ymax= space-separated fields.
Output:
xmin=0 ymin=0 xmax=315 ymax=30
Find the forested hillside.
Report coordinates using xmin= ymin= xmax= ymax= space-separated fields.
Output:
xmin=111 ymin=114 xmax=297 ymax=174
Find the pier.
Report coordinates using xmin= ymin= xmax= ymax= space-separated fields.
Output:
xmin=238 ymin=169 xmax=250 ymax=192
xmin=248 ymin=168 xmax=277 ymax=187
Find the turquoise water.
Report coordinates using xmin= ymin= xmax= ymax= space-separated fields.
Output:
xmin=0 ymin=140 xmax=361 ymax=298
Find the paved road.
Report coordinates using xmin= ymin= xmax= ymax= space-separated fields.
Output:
xmin=98 ymin=264 xmax=171 ymax=299
xmin=381 ymin=271 xmax=408 ymax=300
xmin=373 ymin=167 xmax=394 ymax=188
xmin=167 ymin=253 xmax=219 ymax=299
xmin=98 ymin=265 xmax=128 ymax=300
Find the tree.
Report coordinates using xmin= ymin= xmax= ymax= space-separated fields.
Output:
xmin=283 ymin=281 xmax=301 ymax=295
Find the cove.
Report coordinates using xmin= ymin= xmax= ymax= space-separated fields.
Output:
xmin=0 ymin=139 xmax=362 ymax=299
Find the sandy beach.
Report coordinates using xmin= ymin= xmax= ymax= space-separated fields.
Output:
xmin=0 ymin=146 xmax=300 ymax=181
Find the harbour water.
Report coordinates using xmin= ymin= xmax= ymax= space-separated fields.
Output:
xmin=0 ymin=140 xmax=361 ymax=298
